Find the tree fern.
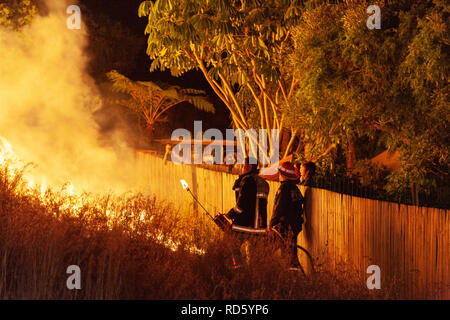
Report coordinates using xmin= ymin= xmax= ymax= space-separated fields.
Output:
xmin=106 ymin=70 xmax=214 ymax=142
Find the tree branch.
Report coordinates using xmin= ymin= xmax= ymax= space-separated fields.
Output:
xmin=189 ymin=48 xmax=247 ymax=129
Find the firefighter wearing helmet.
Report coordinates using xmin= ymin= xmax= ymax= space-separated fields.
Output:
xmin=226 ymin=156 xmax=269 ymax=267
xmin=270 ymin=161 xmax=305 ymax=270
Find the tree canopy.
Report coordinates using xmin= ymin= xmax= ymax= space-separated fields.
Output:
xmin=140 ymin=0 xmax=449 ymax=197
xmin=284 ymin=0 xmax=449 ymax=194
xmin=0 ymin=0 xmax=36 ymax=30
xmin=139 ymin=0 xmax=304 ymax=158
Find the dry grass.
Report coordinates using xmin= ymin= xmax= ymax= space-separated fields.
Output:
xmin=0 ymin=166 xmax=394 ymax=300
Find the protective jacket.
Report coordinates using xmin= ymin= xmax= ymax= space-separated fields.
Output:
xmin=270 ymin=180 xmax=305 ymax=236
xmin=232 ymin=172 xmax=246 ymax=201
xmin=227 ymin=172 xmax=269 ymax=234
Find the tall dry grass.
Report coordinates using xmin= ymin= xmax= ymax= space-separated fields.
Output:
xmin=0 ymin=166 xmax=397 ymax=299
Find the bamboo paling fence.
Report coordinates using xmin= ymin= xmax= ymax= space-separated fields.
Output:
xmin=135 ymin=151 xmax=449 ymax=299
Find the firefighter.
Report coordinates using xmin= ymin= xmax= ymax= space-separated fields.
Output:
xmin=226 ymin=157 xmax=269 ymax=267
xmin=270 ymin=161 xmax=305 ymax=270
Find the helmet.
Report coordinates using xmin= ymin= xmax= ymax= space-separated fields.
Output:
xmin=279 ymin=162 xmax=298 ymax=180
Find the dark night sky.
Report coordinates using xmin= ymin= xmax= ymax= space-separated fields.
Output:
xmin=78 ymin=0 xmax=212 ymax=90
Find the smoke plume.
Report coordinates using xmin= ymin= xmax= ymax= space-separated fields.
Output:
xmin=0 ymin=0 xmax=135 ymax=194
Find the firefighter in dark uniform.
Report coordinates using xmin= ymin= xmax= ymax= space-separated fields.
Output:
xmin=270 ymin=161 xmax=305 ymax=270
xmin=226 ymin=157 xmax=269 ymax=267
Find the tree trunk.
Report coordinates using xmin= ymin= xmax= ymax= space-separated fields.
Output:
xmin=283 ymin=128 xmax=298 ymax=159
xmin=279 ymin=128 xmax=290 ymax=160
xmin=346 ymin=137 xmax=356 ymax=177
xmin=295 ymin=135 xmax=303 ymax=155
xmin=146 ymin=122 xmax=154 ymax=146
xmin=410 ymin=182 xmax=419 ymax=206
xmin=304 ymin=142 xmax=312 ymax=161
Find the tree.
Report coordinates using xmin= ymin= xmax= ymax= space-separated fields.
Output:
xmin=138 ymin=0 xmax=303 ymax=161
xmin=0 ymin=0 xmax=36 ymax=30
xmin=106 ymin=70 xmax=215 ymax=143
xmin=391 ymin=0 xmax=449 ymax=194
xmin=285 ymin=0 xmax=449 ymax=195
xmin=284 ymin=1 xmax=401 ymax=173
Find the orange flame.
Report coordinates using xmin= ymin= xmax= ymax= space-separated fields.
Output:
xmin=180 ymin=179 xmax=189 ymax=190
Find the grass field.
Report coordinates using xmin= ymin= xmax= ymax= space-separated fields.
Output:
xmin=0 ymin=165 xmax=395 ymax=300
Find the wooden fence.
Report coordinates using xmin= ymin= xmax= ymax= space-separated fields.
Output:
xmin=135 ymin=151 xmax=449 ymax=299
